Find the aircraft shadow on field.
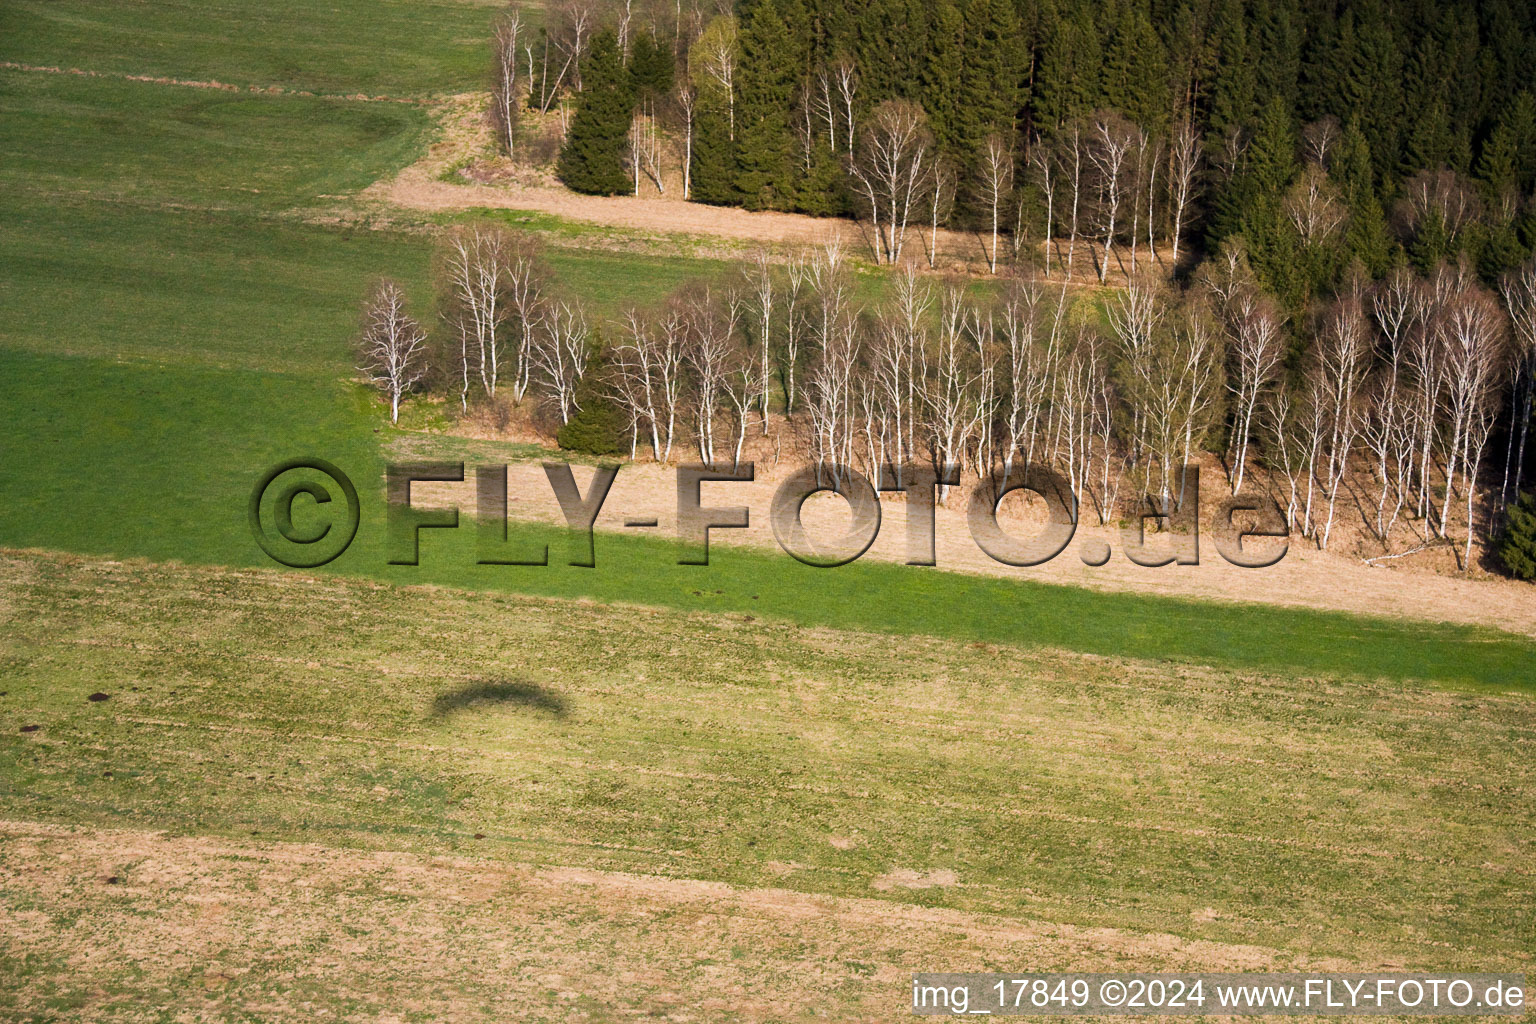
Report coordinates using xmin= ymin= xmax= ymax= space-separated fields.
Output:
xmin=430 ymin=678 xmax=569 ymax=718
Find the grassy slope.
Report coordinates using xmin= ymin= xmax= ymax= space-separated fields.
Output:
xmin=2 ymin=551 xmax=1531 ymax=974
xmin=0 ymin=69 xmax=429 ymax=211
xmin=0 ymin=71 xmax=1532 ymax=693
xmin=2 ymin=7 xmax=1533 ymax=1015
xmin=0 ymin=0 xmax=496 ymax=96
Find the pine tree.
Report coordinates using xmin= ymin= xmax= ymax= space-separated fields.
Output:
xmin=628 ymin=30 xmax=675 ymax=99
xmin=1335 ymin=123 xmax=1394 ymax=275
xmin=1498 ymin=491 xmax=1536 ymax=581
xmin=1032 ymin=0 xmax=1101 ymax=130
xmin=691 ymin=103 xmax=739 ymax=205
xmin=1226 ymin=97 xmax=1303 ymax=304
xmin=1100 ymin=1 xmax=1170 ymax=133
xmin=921 ymin=0 xmax=964 ymax=155
xmin=1252 ymin=0 xmax=1302 ymax=111
xmin=1206 ymin=0 xmax=1256 ymax=141
xmin=1401 ymin=100 xmax=1453 ymax=175
xmin=557 ymin=32 xmax=635 ymax=195
xmin=953 ymin=0 xmax=1023 ymax=163
xmin=733 ymin=0 xmax=799 ymax=209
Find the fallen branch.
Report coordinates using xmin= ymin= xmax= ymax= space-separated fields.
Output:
xmin=1363 ymin=544 xmax=1431 ymax=566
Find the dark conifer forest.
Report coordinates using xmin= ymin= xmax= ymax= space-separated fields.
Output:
xmin=524 ymin=0 xmax=1536 ymax=295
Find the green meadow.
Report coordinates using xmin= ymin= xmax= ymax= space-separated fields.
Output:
xmin=0 ymin=0 xmax=499 ymax=96
xmin=1 ymin=6 xmax=1533 ymax=1019
xmin=1 ymin=28 xmax=1533 ymax=691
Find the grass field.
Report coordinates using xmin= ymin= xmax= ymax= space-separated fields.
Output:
xmin=1 ymin=550 xmax=1531 ymax=1018
xmin=2 ymin=3 xmax=1534 ymax=1020
xmin=0 ymin=0 xmax=499 ymax=97
xmin=0 ymin=70 xmax=430 ymax=211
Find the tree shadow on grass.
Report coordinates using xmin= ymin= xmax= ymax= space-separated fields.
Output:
xmin=431 ymin=679 xmax=569 ymax=718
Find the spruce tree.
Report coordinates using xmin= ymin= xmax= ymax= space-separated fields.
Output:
xmin=733 ymin=0 xmax=798 ymax=209
xmin=922 ymin=0 xmax=965 ymax=156
xmin=1206 ymin=0 xmax=1256 ymax=141
xmin=1252 ymin=0 xmax=1302 ymax=111
xmin=557 ymin=32 xmax=634 ymax=196
xmin=687 ymin=17 xmax=739 ymax=205
xmin=1032 ymin=0 xmax=1101 ymax=130
xmin=1246 ymin=96 xmax=1298 ymax=199
xmin=1483 ymin=92 xmax=1536 ymax=194
xmin=1408 ymin=212 xmax=1453 ymax=273
xmin=1333 ymin=5 xmax=1405 ymax=184
xmin=1336 ymin=123 xmax=1394 ymax=275
xmin=1230 ymin=97 xmax=1303 ymax=305
xmin=1401 ymin=101 xmax=1453 ymax=175
xmin=1477 ymin=122 xmax=1519 ymax=200
xmin=1100 ymin=2 xmax=1170 ymax=133
xmin=1498 ymin=491 xmax=1536 ymax=581
xmin=627 ymin=31 xmax=675 ymax=99
xmin=953 ymin=0 xmax=1023 ymax=167
xmin=691 ymin=102 xmax=739 ymax=205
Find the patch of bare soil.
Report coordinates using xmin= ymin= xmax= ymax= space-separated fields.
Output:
xmin=398 ymin=432 xmax=1536 ymax=640
xmin=372 ymin=94 xmax=1176 ymax=284
xmin=0 ymin=820 xmax=1348 ymax=1021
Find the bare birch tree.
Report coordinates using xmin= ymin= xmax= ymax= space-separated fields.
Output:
xmin=744 ymin=250 xmax=775 ymax=431
xmin=490 ymin=5 xmax=524 ymax=159
xmin=1056 ymin=123 xmax=1087 ymax=281
xmin=1088 ymin=112 xmax=1137 ymax=284
xmin=1311 ymin=285 xmax=1372 ymax=550
xmin=692 ymin=15 xmax=737 ymax=138
xmin=925 ymin=158 xmax=956 ymax=269
xmin=1030 ymin=141 xmax=1058 ymax=277
xmin=528 ymin=300 xmax=590 ymax=425
xmin=1365 ymin=267 xmax=1417 ymax=540
xmin=997 ymin=278 xmax=1066 ymax=476
xmin=779 ymin=250 xmax=811 ymax=415
xmin=1167 ymin=120 xmax=1201 ymax=269
xmin=976 ymin=134 xmax=1014 ymax=274
xmin=1223 ymin=289 xmax=1285 ymax=492
xmin=609 ymin=307 xmax=664 ymax=459
xmin=806 ymin=259 xmax=861 ymax=475
xmin=440 ymin=227 xmax=510 ymax=400
xmin=503 ymin=236 xmax=546 ymax=402
xmin=849 ymin=100 xmax=933 ymax=265
xmin=681 ymin=286 xmax=739 ymax=462
xmin=1439 ymin=283 xmax=1509 ymax=561
xmin=1500 ymin=260 xmax=1536 ymax=505
xmin=1284 ymin=164 xmax=1347 ymax=247
xmin=1399 ymin=169 xmax=1482 ymax=250
xmin=834 ymin=57 xmax=858 ymax=153
xmin=358 ymin=280 xmax=428 ymax=423
xmin=628 ymin=103 xmax=666 ymax=195
xmin=675 ymin=83 xmax=696 ymax=199
xmin=925 ymin=285 xmax=984 ymax=499
xmin=1110 ymin=281 xmax=1222 ymax=502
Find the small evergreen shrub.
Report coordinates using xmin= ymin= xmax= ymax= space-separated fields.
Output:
xmin=1498 ymin=491 xmax=1536 ymax=581
xmin=556 ymin=395 xmax=626 ymax=456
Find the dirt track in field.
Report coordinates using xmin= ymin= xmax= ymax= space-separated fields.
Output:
xmin=370 ymin=93 xmax=1176 ymax=282
xmin=392 ymin=440 xmax=1536 ymax=640
xmin=0 ymin=820 xmax=1347 ymax=1022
